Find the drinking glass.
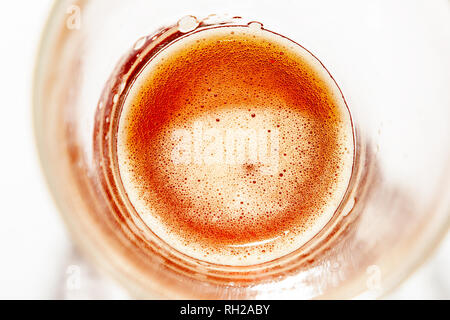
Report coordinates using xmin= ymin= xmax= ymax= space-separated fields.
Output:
xmin=33 ymin=0 xmax=450 ymax=299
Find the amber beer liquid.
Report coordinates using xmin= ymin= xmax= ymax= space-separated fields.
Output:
xmin=115 ymin=23 xmax=354 ymax=266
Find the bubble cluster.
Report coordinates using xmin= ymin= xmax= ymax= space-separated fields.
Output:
xmin=117 ymin=26 xmax=354 ymax=265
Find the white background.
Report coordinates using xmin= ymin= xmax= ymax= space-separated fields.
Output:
xmin=0 ymin=0 xmax=448 ymax=299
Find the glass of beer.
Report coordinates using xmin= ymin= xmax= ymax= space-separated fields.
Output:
xmin=33 ymin=0 xmax=450 ymax=299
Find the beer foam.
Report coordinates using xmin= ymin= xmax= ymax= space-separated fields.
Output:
xmin=117 ymin=26 xmax=354 ymax=266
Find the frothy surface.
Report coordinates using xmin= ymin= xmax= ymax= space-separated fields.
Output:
xmin=117 ymin=26 xmax=354 ymax=265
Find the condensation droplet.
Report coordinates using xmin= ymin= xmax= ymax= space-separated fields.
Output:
xmin=133 ymin=36 xmax=147 ymax=50
xmin=342 ymin=197 xmax=356 ymax=217
xmin=119 ymin=81 xmax=126 ymax=94
xmin=248 ymin=21 xmax=263 ymax=31
xmin=178 ymin=15 xmax=199 ymax=33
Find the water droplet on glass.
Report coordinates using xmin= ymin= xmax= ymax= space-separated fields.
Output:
xmin=178 ymin=15 xmax=200 ymax=33
xmin=248 ymin=21 xmax=263 ymax=31
xmin=119 ymin=81 xmax=126 ymax=94
xmin=133 ymin=36 xmax=147 ymax=50
xmin=342 ymin=197 xmax=356 ymax=217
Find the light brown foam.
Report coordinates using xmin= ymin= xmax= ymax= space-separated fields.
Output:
xmin=117 ymin=26 xmax=354 ymax=265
